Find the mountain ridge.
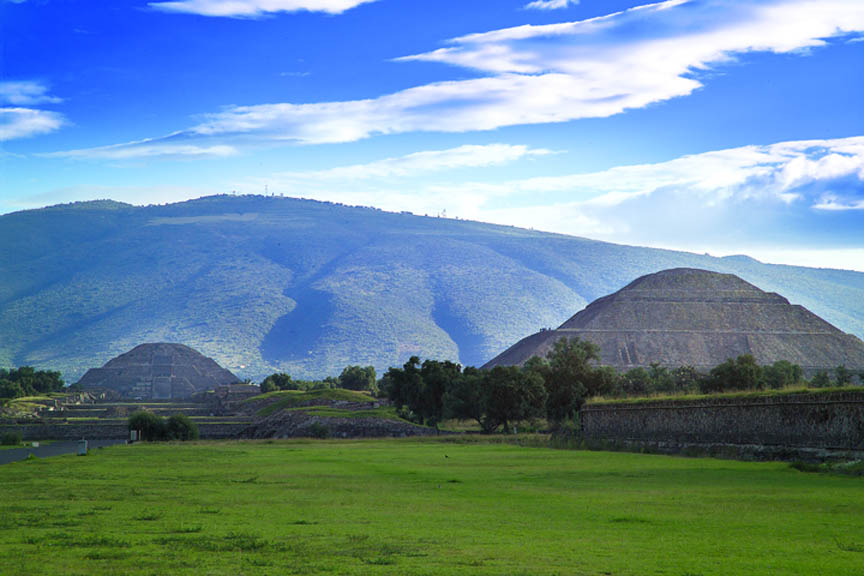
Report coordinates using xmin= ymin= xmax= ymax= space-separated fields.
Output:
xmin=1 ymin=194 xmax=862 ymax=380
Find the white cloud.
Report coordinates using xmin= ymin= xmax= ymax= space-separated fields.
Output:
xmin=148 ymin=0 xmax=376 ymax=17
xmin=524 ymin=0 xmax=579 ymax=10
xmin=199 ymin=0 xmax=864 ymax=143
xmin=40 ymin=0 xmax=864 ymax=159
xmin=84 ymin=0 xmax=862 ymax=153
xmin=0 ymin=81 xmax=65 ymax=141
xmin=812 ymin=195 xmax=864 ymax=211
xmin=236 ymin=143 xmax=551 ymax=216
xmin=238 ymin=136 xmax=864 ymax=265
xmin=0 ymin=81 xmax=62 ymax=106
xmin=284 ymin=144 xmax=552 ymax=181
xmin=44 ymin=137 xmax=239 ymax=159
xmin=448 ymin=137 xmax=864 ymax=254
xmin=0 ymin=107 xmax=65 ymax=141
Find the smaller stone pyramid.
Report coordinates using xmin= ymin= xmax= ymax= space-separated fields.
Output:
xmin=78 ymin=343 xmax=239 ymax=399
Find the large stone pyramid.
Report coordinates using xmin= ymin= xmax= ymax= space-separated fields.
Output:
xmin=78 ymin=343 xmax=239 ymax=399
xmin=484 ymin=268 xmax=864 ymax=374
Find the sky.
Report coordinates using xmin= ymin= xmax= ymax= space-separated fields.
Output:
xmin=2 ymin=0 xmax=864 ymax=271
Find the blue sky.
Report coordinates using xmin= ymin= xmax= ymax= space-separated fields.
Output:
xmin=2 ymin=0 xmax=864 ymax=270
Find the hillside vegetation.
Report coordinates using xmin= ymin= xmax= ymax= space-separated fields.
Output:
xmin=1 ymin=194 xmax=863 ymax=380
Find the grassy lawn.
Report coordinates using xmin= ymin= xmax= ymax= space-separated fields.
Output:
xmin=0 ymin=439 xmax=862 ymax=575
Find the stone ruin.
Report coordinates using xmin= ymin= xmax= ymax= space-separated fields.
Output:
xmin=484 ymin=268 xmax=864 ymax=374
xmin=77 ymin=343 xmax=239 ymax=400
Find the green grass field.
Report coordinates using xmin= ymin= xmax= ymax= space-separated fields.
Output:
xmin=1 ymin=439 xmax=862 ymax=575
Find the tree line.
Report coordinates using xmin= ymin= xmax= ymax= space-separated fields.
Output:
xmin=0 ymin=367 xmax=65 ymax=400
xmin=259 ymin=365 xmax=377 ymax=395
xmin=376 ymin=338 xmax=864 ymax=432
xmin=248 ymin=336 xmax=862 ymax=432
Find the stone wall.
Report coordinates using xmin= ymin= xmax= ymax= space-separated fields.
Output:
xmin=0 ymin=421 xmax=250 ymax=441
xmin=581 ymin=390 xmax=864 ymax=451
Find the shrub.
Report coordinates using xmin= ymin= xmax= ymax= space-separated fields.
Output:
xmin=1 ymin=429 xmax=23 ymax=446
xmin=309 ymin=422 xmax=330 ymax=439
xmin=166 ymin=414 xmax=200 ymax=441
xmin=128 ymin=411 xmax=167 ymax=441
xmin=763 ymin=360 xmax=803 ymax=389
xmin=338 ymin=365 xmax=377 ymax=393
xmin=834 ymin=365 xmax=853 ymax=386
xmin=811 ymin=371 xmax=832 ymax=388
xmin=260 ymin=373 xmax=301 ymax=392
xmin=702 ymin=355 xmax=763 ymax=393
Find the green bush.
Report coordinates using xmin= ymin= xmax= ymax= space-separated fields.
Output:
xmin=128 ymin=411 xmax=167 ymax=441
xmin=309 ymin=422 xmax=330 ymax=439
xmin=1 ymin=429 xmax=23 ymax=446
xmin=338 ymin=365 xmax=377 ymax=393
xmin=128 ymin=411 xmax=200 ymax=442
xmin=811 ymin=371 xmax=832 ymax=388
xmin=166 ymin=414 xmax=200 ymax=441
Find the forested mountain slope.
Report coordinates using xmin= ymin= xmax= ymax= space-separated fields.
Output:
xmin=1 ymin=195 xmax=862 ymax=380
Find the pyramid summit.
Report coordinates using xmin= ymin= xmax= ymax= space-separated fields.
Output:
xmin=484 ymin=268 xmax=864 ymax=374
xmin=78 ymin=343 xmax=239 ymax=399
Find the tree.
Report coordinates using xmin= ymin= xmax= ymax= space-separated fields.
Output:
xmin=648 ymin=363 xmax=675 ymax=393
xmin=834 ymin=365 xmax=853 ymax=386
xmin=482 ymin=366 xmax=547 ymax=433
xmin=763 ymin=361 xmax=803 ymax=390
xmin=1 ymin=430 xmax=22 ymax=446
xmin=811 ymin=371 xmax=831 ymax=388
xmin=418 ymin=360 xmax=461 ymax=428
xmin=672 ymin=365 xmax=703 ymax=393
xmin=620 ymin=367 xmax=652 ymax=396
xmin=541 ymin=337 xmax=601 ymax=427
xmin=702 ymin=355 xmax=763 ymax=393
xmin=165 ymin=414 xmax=200 ymax=441
xmin=128 ymin=411 xmax=167 ymax=441
xmin=339 ymin=365 xmax=377 ymax=393
xmin=260 ymin=373 xmax=299 ymax=392
xmin=588 ymin=365 xmax=620 ymax=398
xmin=0 ymin=379 xmax=24 ymax=400
xmin=260 ymin=379 xmax=279 ymax=394
xmin=384 ymin=357 xmax=424 ymax=421
xmin=0 ymin=367 xmax=64 ymax=398
xmin=442 ymin=366 xmax=486 ymax=428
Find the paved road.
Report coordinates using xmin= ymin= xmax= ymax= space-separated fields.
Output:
xmin=0 ymin=439 xmax=128 ymax=465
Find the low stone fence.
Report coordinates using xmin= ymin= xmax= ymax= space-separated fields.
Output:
xmin=0 ymin=421 xmax=250 ymax=441
xmin=581 ymin=390 xmax=864 ymax=451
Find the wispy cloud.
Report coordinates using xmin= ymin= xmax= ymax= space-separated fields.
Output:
xmin=462 ymin=136 xmax=864 ymax=251
xmin=0 ymin=107 xmax=65 ymax=141
xmin=812 ymin=195 xmax=864 ymax=211
xmin=524 ymin=0 xmax=578 ymax=10
xmin=0 ymin=81 xmax=62 ymax=106
xmin=281 ymin=143 xmax=552 ymax=181
xmin=148 ymin=0 xmax=376 ymax=17
xmin=239 ymin=136 xmax=864 ymax=263
xmin=0 ymin=81 xmax=65 ymax=141
xmin=236 ymin=143 xmax=551 ymax=216
xmin=43 ymin=136 xmax=239 ymax=159
xmin=45 ymin=0 xmax=864 ymax=157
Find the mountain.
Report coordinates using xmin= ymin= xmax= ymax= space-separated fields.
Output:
xmin=484 ymin=268 xmax=864 ymax=373
xmin=1 ymin=194 xmax=863 ymax=381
